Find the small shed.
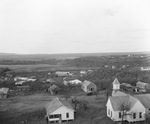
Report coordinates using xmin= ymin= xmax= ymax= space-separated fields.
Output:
xmin=81 ymin=80 xmax=97 ymax=93
xmin=15 ymin=81 xmax=26 ymax=85
xmin=0 ymin=87 xmax=9 ymax=99
xmin=136 ymin=81 xmax=150 ymax=92
xmin=63 ymin=79 xmax=82 ymax=85
xmin=55 ymin=71 xmax=71 ymax=77
xmin=121 ymin=83 xmax=133 ymax=91
xmin=48 ymin=84 xmax=59 ymax=94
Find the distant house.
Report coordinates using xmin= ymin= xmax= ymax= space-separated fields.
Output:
xmin=141 ymin=67 xmax=150 ymax=71
xmin=27 ymin=78 xmax=36 ymax=82
xmin=46 ymin=79 xmax=56 ymax=84
xmin=104 ymin=65 xmax=109 ymax=68
xmin=15 ymin=81 xmax=26 ymax=86
xmin=87 ymin=70 xmax=93 ymax=74
xmin=112 ymin=66 xmax=116 ymax=69
xmin=106 ymin=95 xmax=146 ymax=122
xmin=14 ymin=76 xmax=36 ymax=82
xmin=17 ymin=85 xmax=30 ymax=91
xmin=14 ymin=77 xmax=28 ymax=81
xmin=81 ymin=80 xmax=97 ymax=93
xmin=63 ymin=79 xmax=82 ymax=85
xmin=45 ymin=97 xmax=75 ymax=123
xmin=136 ymin=81 xmax=150 ymax=92
xmin=55 ymin=71 xmax=72 ymax=77
xmin=80 ymin=70 xmax=87 ymax=75
xmin=0 ymin=87 xmax=9 ymax=99
xmin=121 ymin=83 xmax=134 ymax=92
xmin=48 ymin=84 xmax=59 ymax=94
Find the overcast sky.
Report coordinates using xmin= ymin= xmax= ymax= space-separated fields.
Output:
xmin=0 ymin=0 xmax=150 ymax=54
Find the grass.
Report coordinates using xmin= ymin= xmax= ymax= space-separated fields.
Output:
xmin=1 ymin=90 xmax=148 ymax=124
xmin=0 ymin=91 xmax=113 ymax=124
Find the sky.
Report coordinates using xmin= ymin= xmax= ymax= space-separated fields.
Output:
xmin=0 ymin=0 xmax=150 ymax=54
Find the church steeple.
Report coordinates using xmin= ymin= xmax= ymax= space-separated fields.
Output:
xmin=112 ymin=78 xmax=120 ymax=96
xmin=112 ymin=78 xmax=120 ymax=90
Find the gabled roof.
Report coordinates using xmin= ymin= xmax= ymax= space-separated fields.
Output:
xmin=112 ymin=78 xmax=120 ymax=84
xmin=112 ymin=91 xmax=127 ymax=96
xmin=69 ymin=79 xmax=82 ymax=83
xmin=109 ymin=95 xmax=138 ymax=111
xmin=121 ymin=83 xmax=133 ymax=88
xmin=45 ymin=97 xmax=74 ymax=115
xmin=82 ymin=80 xmax=94 ymax=87
xmin=0 ymin=87 xmax=9 ymax=94
xmin=136 ymin=81 xmax=148 ymax=86
xmin=133 ymin=94 xmax=150 ymax=108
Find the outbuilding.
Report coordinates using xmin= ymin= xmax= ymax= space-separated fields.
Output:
xmin=81 ymin=80 xmax=97 ymax=93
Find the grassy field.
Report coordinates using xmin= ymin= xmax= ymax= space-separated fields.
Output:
xmin=0 ymin=91 xmax=114 ymax=124
xmin=1 ymin=91 xmax=149 ymax=124
xmin=0 ymin=64 xmax=101 ymax=72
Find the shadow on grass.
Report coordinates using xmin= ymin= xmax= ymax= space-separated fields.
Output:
xmin=0 ymin=109 xmax=46 ymax=124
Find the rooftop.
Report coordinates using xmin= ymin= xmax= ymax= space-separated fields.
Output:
xmin=45 ymin=97 xmax=74 ymax=115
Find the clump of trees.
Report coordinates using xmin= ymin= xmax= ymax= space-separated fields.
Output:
xmin=0 ymin=67 xmax=11 ymax=76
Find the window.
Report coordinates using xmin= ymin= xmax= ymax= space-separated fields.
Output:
xmin=66 ymin=113 xmax=69 ymax=118
xmin=139 ymin=112 xmax=142 ymax=118
xmin=119 ymin=112 xmax=121 ymax=118
xmin=111 ymin=111 xmax=112 ymax=117
xmin=133 ymin=113 xmax=136 ymax=119
xmin=108 ymin=109 xmax=110 ymax=115
xmin=49 ymin=114 xmax=61 ymax=119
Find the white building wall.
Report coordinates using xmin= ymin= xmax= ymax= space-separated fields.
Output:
xmin=113 ymin=84 xmax=120 ymax=90
xmin=48 ymin=106 xmax=74 ymax=122
xmin=82 ymin=85 xmax=87 ymax=92
xmin=127 ymin=101 xmax=146 ymax=122
xmin=106 ymin=98 xmax=114 ymax=119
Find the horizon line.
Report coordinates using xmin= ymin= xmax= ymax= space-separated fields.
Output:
xmin=0 ymin=51 xmax=150 ymax=55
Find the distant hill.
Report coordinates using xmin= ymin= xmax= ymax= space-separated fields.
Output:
xmin=0 ymin=51 xmax=150 ymax=61
xmin=0 ymin=52 xmax=16 ymax=55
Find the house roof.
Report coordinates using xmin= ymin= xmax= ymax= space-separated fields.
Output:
xmin=109 ymin=95 xmax=138 ymax=111
xmin=46 ymin=79 xmax=56 ymax=82
xmin=112 ymin=78 xmax=120 ymax=84
xmin=0 ymin=87 xmax=9 ymax=94
xmin=136 ymin=81 xmax=148 ymax=86
xmin=121 ymin=83 xmax=133 ymax=87
xmin=82 ymin=80 xmax=94 ymax=87
xmin=112 ymin=91 xmax=127 ymax=96
xmin=45 ymin=97 xmax=74 ymax=115
xmin=69 ymin=79 xmax=82 ymax=83
xmin=133 ymin=94 xmax=150 ymax=108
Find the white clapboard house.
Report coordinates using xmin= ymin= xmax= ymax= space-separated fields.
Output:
xmin=45 ymin=97 xmax=75 ymax=123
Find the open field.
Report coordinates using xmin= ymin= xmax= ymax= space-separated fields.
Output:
xmin=0 ymin=93 xmax=55 ymax=124
xmin=0 ymin=64 xmax=101 ymax=72
xmin=0 ymin=64 xmax=60 ymax=72
xmin=0 ymin=91 xmax=114 ymax=124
